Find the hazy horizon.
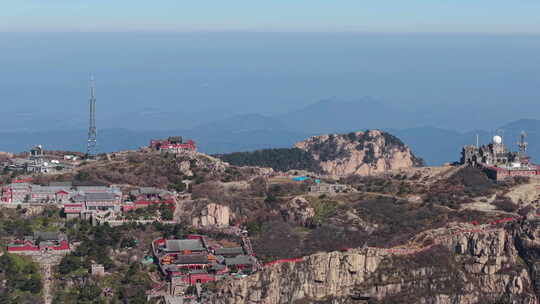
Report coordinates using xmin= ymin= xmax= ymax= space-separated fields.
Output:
xmin=1 ymin=32 xmax=539 ymax=133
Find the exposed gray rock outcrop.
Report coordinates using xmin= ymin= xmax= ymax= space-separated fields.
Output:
xmin=281 ymin=196 xmax=315 ymax=227
xmin=192 ymin=203 xmax=232 ymax=228
xmin=294 ymin=130 xmax=422 ymax=177
xmin=210 ymin=223 xmax=540 ymax=304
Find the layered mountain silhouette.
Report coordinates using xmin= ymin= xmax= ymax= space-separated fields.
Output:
xmin=0 ymin=99 xmax=537 ymax=166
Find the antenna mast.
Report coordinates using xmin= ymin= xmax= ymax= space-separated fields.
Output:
xmin=518 ymin=130 xmax=528 ymax=155
xmin=86 ymin=74 xmax=97 ymax=156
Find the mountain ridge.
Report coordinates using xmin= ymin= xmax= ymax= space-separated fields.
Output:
xmin=0 ymin=99 xmax=538 ymax=166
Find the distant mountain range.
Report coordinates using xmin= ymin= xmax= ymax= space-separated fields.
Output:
xmin=0 ymin=99 xmax=538 ymax=166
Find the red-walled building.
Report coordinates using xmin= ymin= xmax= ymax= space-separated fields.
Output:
xmin=483 ymin=164 xmax=540 ymax=181
xmin=151 ymin=236 xmax=260 ymax=288
xmin=182 ymin=273 xmax=215 ymax=285
xmin=150 ymin=136 xmax=196 ymax=153
xmin=7 ymin=232 xmax=70 ymax=254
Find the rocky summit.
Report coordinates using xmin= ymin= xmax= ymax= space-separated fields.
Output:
xmin=295 ymin=130 xmax=423 ymax=177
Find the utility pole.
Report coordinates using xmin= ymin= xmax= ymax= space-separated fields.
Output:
xmin=86 ymin=74 xmax=97 ymax=157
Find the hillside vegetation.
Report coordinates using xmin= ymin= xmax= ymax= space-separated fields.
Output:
xmin=217 ymin=148 xmax=322 ymax=173
xmin=218 ymin=130 xmax=423 ymax=176
xmin=38 ymin=150 xmax=264 ymax=190
xmin=0 ymin=254 xmax=42 ymax=303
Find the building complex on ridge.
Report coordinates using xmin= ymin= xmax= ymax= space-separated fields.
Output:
xmin=461 ymin=132 xmax=540 ymax=180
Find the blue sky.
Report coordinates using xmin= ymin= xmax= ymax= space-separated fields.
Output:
xmin=2 ymin=0 xmax=540 ymax=33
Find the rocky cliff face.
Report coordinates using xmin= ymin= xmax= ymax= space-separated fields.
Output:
xmin=191 ymin=203 xmax=232 ymax=228
xmin=280 ymin=196 xmax=315 ymax=227
xmin=210 ymin=222 xmax=540 ymax=304
xmin=294 ymin=130 xmax=422 ymax=177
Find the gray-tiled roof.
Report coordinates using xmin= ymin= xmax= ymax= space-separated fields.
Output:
xmin=72 ymin=194 xmax=86 ymax=202
xmin=34 ymin=231 xmax=64 ymax=241
xmin=84 ymin=192 xmax=118 ymax=201
xmin=215 ymin=247 xmax=244 ymax=256
xmin=31 ymin=185 xmax=71 ymax=193
xmin=39 ymin=241 xmax=57 ymax=247
xmin=165 ymin=239 xmax=205 ymax=252
xmin=75 ymin=186 xmax=111 ymax=192
xmin=174 ymin=254 xmax=209 ymax=265
xmin=225 ymin=255 xmax=255 ymax=266
xmin=49 ymin=181 xmax=73 ymax=187
xmin=9 ymin=183 xmax=30 ymax=189
xmin=211 ymin=263 xmax=227 ymax=271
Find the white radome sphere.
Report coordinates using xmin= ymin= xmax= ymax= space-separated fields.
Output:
xmin=493 ymin=135 xmax=503 ymax=144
